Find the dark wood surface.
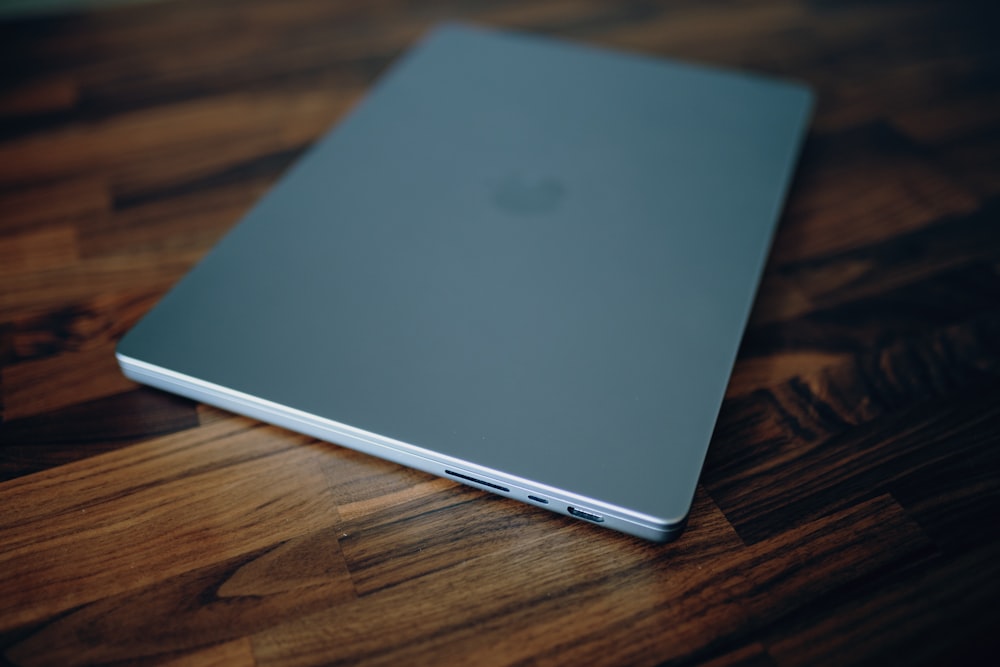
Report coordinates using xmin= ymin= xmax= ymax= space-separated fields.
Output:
xmin=2 ymin=0 xmax=999 ymax=665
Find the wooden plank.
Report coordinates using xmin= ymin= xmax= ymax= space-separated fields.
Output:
xmin=0 ymin=177 xmax=109 ymax=235
xmin=0 ymin=90 xmax=354 ymax=192
xmin=727 ymin=350 xmax=847 ymax=398
xmin=745 ymin=261 xmax=1000 ymax=360
xmin=0 ymin=290 xmax=160 ymax=364
xmin=3 ymin=529 xmax=355 ymax=666
xmin=246 ymin=492 xmax=929 ymax=667
xmin=0 ymin=417 xmax=340 ymax=632
xmin=251 ymin=492 xmax=748 ymax=667
xmin=1 ymin=341 xmax=138 ymax=419
xmin=0 ymin=388 xmax=199 ymax=481
xmin=764 ymin=543 xmax=1000 ymax=667
xmin=0 ymin=252 xmax=193 ymax=321
xmin=770 ymin=123 xmax=980 ymax=265
xmin=0 ymin=226 xmax=78 ymax=279
xmin=157 ymin=639 xmax=257 ymax=667
xmin=707 ymin=379 xmax=1000 ymax=544
xmin=0 ymin=78 xmax=78 ymax=117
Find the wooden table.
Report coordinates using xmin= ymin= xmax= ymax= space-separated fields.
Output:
xmin=2 ymin=1 xmax=999 ymax=665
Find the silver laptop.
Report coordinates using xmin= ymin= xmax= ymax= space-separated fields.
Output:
xmin=116 ymin=24 xmax=812 ymax=542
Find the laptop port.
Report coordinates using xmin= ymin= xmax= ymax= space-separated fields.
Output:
xmin=445 ymin=470 xmax=509 ymax=492
xmin=567 ymin=507 xmax=604 ymax=523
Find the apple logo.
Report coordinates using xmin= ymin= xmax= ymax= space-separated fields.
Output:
xmin=492 ymin=172 xmax=567 ymax=216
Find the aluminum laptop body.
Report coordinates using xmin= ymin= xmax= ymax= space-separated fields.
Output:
xmin=117 ymin=24 xmax=813 ymax=542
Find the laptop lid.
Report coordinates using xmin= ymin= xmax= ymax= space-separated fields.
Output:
xmin=117 ymin=24 xmax=813 ymax=542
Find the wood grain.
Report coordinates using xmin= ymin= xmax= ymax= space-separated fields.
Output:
xmin=2 ymin=0 xmax=999 ymax=665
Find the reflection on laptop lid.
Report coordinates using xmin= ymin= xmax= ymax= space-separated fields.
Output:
xmin=117 ymin=24 xmax=813 ymax=542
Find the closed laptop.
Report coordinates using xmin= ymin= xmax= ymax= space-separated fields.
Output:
xmin=117 ymin=24 xmax=813 ymax=542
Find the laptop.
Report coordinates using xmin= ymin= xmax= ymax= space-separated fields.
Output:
xmin=116 ymin=24 xmax=813 ymax=542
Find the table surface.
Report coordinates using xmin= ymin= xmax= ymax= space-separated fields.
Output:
xmin=2 ymin=1 xmax=999 ymax=665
